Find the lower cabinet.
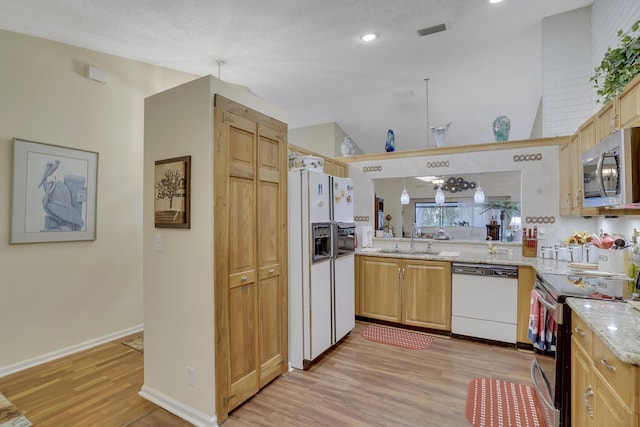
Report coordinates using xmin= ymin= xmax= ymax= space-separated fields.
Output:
xmin=357 ymin=255 xmax=451 ymax=331
xmin=571 ymin=312 xmax=639 ymax=426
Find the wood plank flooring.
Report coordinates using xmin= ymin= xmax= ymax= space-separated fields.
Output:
xmin=0 ymin=322 xmax=545 ymax=426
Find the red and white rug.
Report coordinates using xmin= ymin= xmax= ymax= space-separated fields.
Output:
xmin=360 ymin=324 xmax=434 ymax=350
xmin=465 ymin=378 xmax=548 ymax=427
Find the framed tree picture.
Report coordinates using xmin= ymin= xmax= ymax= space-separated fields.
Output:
xmin=11 ymin=138 xmax=98 ymax=244
xmin=154 ymin=156 xmax=191 ymax=229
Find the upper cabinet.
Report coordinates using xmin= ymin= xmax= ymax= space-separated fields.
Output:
xmin=595 ymin=98 xmax=619 ymax=142
xmin=619 ymin=73 xmax=640 ymax=129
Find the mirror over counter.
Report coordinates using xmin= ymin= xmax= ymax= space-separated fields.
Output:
xmin=374 ymin=172 xmax=521 ymax=241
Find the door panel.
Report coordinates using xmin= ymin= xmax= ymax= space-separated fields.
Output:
xmin=258 ymin=275 xmax=281 ymax=387
xmin=360 ymin=257 xmax=400 ymax=322
xmin=227 ymin=112 xmax=258 ymax=412
xmin=403 ymin=261 xmax=451 ymax=330
xmin=228 ymin=281 xmax=258 ymax=410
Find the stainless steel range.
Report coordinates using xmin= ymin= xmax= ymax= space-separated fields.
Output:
xmin=530 ymin=272 xmax=625 ymax=427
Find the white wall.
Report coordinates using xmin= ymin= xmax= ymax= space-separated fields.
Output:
xmin=0 ymin=29 xmax=196 ymax=374
xmin=542 ymin=7 xmax=593 ymax=137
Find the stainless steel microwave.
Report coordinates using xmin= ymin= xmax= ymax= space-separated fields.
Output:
xmin=582 ymin=127 xmax=640 ymax=208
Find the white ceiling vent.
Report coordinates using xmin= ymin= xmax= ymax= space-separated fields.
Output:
xmin=417 ymin=23 xmax=447 ymax=37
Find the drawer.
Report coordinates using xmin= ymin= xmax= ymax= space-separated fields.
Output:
xmin=572 ymin=312 xmax=592 ymax=356
xmin=593 ymin=335 xmax=640 ymax=412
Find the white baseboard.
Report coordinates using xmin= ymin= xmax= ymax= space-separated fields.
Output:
xmin=139 ymin=385 xmax=218 ymax=427
xmin=0 ymin=324 xmax=144 ymax=378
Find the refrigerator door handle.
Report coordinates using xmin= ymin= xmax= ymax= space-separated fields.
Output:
xmin=331 ymin=222 xmax=338 ymax=260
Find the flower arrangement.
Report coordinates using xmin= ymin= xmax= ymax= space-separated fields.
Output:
xmin=564 ymin=231 xmax=592 ymax=246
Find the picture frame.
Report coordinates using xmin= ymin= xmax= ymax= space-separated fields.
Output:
xmin=154 ymin=156 xmax=191 ymax=229
xmin=11 ymin=138 xmax=99 ymax=244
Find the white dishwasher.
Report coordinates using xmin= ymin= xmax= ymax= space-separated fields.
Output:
xmin=451 ymin=263 xmax=518 ymax=344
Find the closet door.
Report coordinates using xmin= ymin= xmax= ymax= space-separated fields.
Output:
xmin=256 ymin=124 xmax=286 ymax=388
xmin=214 ymin=95 xmax=288 ymax=421
xmin=225 ymin=111 xmax=259 ymax=411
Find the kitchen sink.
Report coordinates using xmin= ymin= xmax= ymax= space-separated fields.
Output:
xmin=378 ymin=248 xmax=440 ymax=255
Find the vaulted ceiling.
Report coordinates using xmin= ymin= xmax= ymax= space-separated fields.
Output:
xmin=0 ymin=0 xmax=594 ymax=153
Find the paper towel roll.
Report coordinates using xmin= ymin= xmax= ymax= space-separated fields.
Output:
xmin=361 ymin=226 xmax=373 ymax=248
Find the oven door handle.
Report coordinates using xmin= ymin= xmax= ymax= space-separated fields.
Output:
xmin=537 ymin=294 xmax=556 ymax=313
xmin=535 ymin=289 xmax=563 ymax=325
xmin=530 ymin=358 xmax=559 ymax=427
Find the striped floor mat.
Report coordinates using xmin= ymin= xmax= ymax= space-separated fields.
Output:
xmin=465 ymin=378 xmax=548 ymax=427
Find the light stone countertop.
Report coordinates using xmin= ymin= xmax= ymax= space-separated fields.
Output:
xmin=566 ymin=298 xmax=640 ymax=366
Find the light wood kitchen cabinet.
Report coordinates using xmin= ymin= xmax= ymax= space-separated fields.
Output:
xmin=214 ymin=96 xmax=288 ymax=418
xmin=595 ymin=98 xmax=619 ymax=142
xmin=357 ymin=255 xmax=451 ymax=331
xmin=569 ymin=118 xmax=600 ymax=216
xmin=558 ymin=140 xmax=573 ymax=216
xmin=619 ymin=73 xmax=640 ymax=128
xmin=358 ymin=256 xmax=402 ymax=322
xmin=516 ymin=266 xmax=535 ymax=344
xmin=402 ymin=259 xmax=451 ymax=330
xmin=571 ymin=312 xmax=639 ymax=426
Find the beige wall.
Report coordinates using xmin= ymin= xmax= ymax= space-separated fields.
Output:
xmin=0 ymin=29 xmax=196 ymax=374
xmin=289 ymin=122 xmax=364 ymax=157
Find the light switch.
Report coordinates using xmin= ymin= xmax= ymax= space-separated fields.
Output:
xmin=154 ymin=233 xmax=163 ymax=252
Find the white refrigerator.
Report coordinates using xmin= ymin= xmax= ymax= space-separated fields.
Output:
xmin=288 ymin=170 xmax=355 ymax=370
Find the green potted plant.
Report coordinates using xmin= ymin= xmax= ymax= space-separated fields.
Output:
xmin=480 ymin=200 xmax=521 ymax=241
xmin=591 ymin=19 xmax=640 ymax=104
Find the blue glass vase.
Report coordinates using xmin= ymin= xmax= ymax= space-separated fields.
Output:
xmin=385 ymin=129 xmax=395 ymax=152
xmin=493 ymin=115 xmax=510 ymax=142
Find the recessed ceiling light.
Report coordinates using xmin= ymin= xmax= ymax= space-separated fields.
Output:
xmin=489 ymin=0 xmax=503 ymax=3
xmin=360 ymin=33 xmax=378 ymax=42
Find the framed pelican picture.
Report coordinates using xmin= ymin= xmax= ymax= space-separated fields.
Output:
xmin=11 ymin=138 xmax=98 ymax=243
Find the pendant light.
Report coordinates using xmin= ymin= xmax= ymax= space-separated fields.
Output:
xmin=435 ymin=185 xmax=445 ymax=205
xmin=474 ymin=175 xmax=485 ymax=204
xmin=400 ymin=178 xmax=410 ymax=205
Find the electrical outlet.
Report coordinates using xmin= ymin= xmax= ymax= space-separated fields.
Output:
xmin=186 ymin=367 xmax=195 ymax=386
xmin=154 ymin=233 xmax=163 ymax=252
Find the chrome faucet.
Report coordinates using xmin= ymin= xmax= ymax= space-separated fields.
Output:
xmin=410 ymin=223 xmax=418 ymax=253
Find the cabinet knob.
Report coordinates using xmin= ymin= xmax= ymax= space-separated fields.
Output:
xmin=584 ymin=385 xmax=594 ymax=418
xmin=600 ymin=357 xmax=616 ymax=372
xmin=268 ymin=269 xmax=275 ymax=274
xmin=574 ymin=326 xmax=586 ymax=337
xmin=241 ymin=275 xmax=248 ymax=282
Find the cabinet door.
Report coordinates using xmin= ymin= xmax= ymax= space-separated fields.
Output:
xmin=572 ymin=336 xmax=596 ymax=427
xmin=226 ymin=112 xmax=259 ymax=411
xmin=359 ymin=256 xmax=401 ymax=322
xmin=256 ymin=124 xmax=286 ymax=388
xmin=596 ymin=99 xmax=619 ymax=142
xmin=572 ymin=121 xmax=600 ymax=216
xmin=619 ymin=74 xmax=640 ymax=128
xmin=558 ymin=141 xmax=573 ymax=216
xmin=401 ymin=260 xmax=451 ymax=330
xmin=594 ymin=375 xmax=637 ymax=427
xmin=516 ymin=266 xmax=535 ymax=343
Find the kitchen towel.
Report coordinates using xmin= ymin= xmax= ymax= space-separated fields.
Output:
xmin=528 ymin=289 xmax=556 ymax=352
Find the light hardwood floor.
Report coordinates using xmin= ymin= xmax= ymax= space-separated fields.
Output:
xmin=0 ymin=322 xmax=543 ymax=426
